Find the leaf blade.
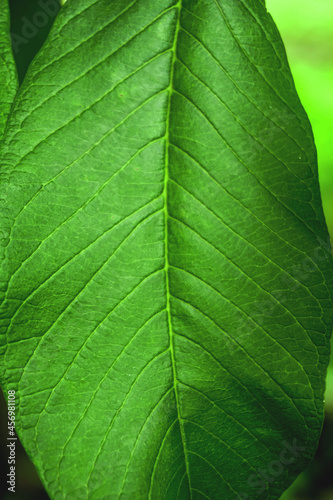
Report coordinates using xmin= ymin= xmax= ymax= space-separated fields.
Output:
xmin=0 ymin=1 xmax=332 ymax=499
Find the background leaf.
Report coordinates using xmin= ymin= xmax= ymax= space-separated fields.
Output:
xmin=0 ymin=0 xmax=18 ymax=140
xmin=0 ymin=0 xmax=332 ymax=498
xmin=8 ymin=0 xmax=60 ymax=84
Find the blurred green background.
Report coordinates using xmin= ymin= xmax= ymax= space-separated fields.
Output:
xmin=0 ymin=0 xmax=332 ymax=499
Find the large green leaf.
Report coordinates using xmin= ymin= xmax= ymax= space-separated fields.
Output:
xmin=0 ymin=0 xmax=332 ymax=498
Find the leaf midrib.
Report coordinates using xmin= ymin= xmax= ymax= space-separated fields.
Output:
xmin=163 ymin=0 xmax=192 ymax=497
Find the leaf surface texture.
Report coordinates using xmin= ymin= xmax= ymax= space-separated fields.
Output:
xmin=0 ymin=1 xmax=332 ymax=498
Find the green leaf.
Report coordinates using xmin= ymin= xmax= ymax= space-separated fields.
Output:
xmin=0 ymin=0 xmax=18 ymax=141
xmin=0 ymin=0 xmax=332 ymax=498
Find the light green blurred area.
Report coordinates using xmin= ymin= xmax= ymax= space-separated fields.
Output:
xmin=266 ymin=1 xmax=333 ymax=498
